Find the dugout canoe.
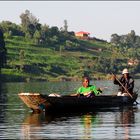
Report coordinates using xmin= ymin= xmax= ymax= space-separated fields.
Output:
xmin=18 ymin=93 xmax=138 ymax=113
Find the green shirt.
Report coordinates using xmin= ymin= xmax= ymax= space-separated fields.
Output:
xmin=77 ymin=85 xmax=101 ymax=96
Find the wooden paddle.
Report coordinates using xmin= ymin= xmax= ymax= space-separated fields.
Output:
xmin=112 ymin=73 xmax=133 ymax=99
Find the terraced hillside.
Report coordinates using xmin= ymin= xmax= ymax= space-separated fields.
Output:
xmin=1 ymin=36 xmax=127 ymax=82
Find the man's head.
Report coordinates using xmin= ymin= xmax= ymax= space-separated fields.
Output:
xmin=82 ymin=77 xmax=90 ymax=87
xmin=122 ymin=68 xmax=129 ymax=78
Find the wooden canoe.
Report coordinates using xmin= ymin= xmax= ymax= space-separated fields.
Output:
xmin=18 ymin=93 xmax=138 ymax=113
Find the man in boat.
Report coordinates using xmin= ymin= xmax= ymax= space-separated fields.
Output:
xmin=76 ymin=76 xmax=102 ymax=97
xmin=113 ymin=68 xmax=134 ymax=96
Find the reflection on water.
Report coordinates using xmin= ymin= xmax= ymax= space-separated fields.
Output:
xmin=115 ymin=106 xmax=137 ymax=140
xmin=21 ymin=112 xmax=99 ymax=140
xmin=122 ymin=107 xmax=135 ymax=140
xmin=0 ymin=82 xmax=8 ymax=104
xmin=20 ymin=106 xmax=138 ymax=140
xmin=119 ymin=107 xmax=135 ymax=126
xmin=82 ymin=113 xmax=98 ymax=139
xmin=0 ymin=82 xmax=8 ymax=124
xmin=21 ymin=113 xmax=52 ymax=139
xmin=82 ymin=114 xmax=93 ymax=139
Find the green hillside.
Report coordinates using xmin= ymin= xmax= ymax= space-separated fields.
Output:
xmin=2 ymin=32 xmax=140 ymax=82
xmin=1 ymin=36 xmax=115 ymax=82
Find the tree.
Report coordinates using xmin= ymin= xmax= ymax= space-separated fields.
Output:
xmin=20 ymin=10 xmax=39 ymax=29
xmin=110 ymin=34 xmax=120 ymax=45
xmin=49 ymin=26 xmax=59 ymax=36
xmin=0 ymin=29 xmax=6 ymax=70
xmin=0 ymin=21 xmax=24 ymax=37
xmin=19 ymin=50 xmax=25 ymax=72
xmin=64 ymin=19 xmax=68 ymax=32
xmin=27 ymin=23 xmax=36 ymax=38
xmin=126 ymin=30 xmax=136 ymax=47
xmin=34 ymin=30 xmax=41 ymax=45
xmin=110 ymin=30 xmax=138 ymax=49
xmin=20 ymin=10 xmax=40 ymax=38
xmin=59 ymin=45 xmax=65 ymax=56
xmin=128 ymin=30 xmax=135 ymax=42
xmin=135 ymin=36 xmax=140 ymax=48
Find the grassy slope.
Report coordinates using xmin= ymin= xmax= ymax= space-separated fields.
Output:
xmin=1 ymin=36 xmax=120 ymax=82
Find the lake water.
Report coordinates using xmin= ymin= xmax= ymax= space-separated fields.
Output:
xmin=0 ymin=80 xmax=140 ymax=139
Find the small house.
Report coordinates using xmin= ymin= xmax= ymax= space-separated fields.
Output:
xmin=75 ymin=31 xmax=90 ymax=39
xmin=128 ymin=59 xmax=139 ymax=66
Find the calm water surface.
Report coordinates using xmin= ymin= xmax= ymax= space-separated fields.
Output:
xmin=0 ymin=80 xmax=140 ymax=139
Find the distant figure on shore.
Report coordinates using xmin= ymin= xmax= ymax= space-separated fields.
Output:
xmin=112 ymin=68 xmax=134 ymax=96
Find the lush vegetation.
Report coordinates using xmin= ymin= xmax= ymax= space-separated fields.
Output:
xmin=1 ymin=10 xmax=140 ymax=82
xmin=0 ymin=29 xmax=7 ymax=70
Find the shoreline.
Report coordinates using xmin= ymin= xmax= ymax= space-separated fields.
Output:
xmin=1 ymin=73 xmax=140 ymax=83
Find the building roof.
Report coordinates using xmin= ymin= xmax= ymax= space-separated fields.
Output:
xmin=75 ymin=31 xmax=90 ymax=35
